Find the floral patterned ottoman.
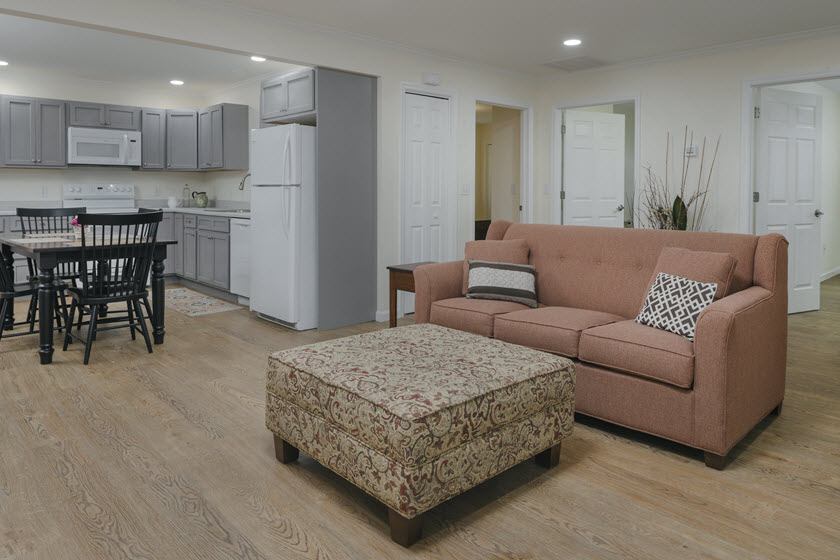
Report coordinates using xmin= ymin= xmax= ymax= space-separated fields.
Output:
xmin=265 ymin=323 xmax=575 ymax=547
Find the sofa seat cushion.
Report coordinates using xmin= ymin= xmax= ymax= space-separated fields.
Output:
xmin=578 ymin=320 xmax=695 ymax=389
xmin=494 ymin=307 xmax=626 ymax=358
xmin=430 ymin=297 xmax=529 ymax=337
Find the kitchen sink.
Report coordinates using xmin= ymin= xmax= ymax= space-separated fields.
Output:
xmin=202 ymin=208 xmax=250 ymax=214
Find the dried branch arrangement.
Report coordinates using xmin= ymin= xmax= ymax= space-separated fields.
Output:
xmin=637 ymin=126 xmax=720 ymax=231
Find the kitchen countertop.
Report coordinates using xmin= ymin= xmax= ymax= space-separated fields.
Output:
xmin=161 ymin=208 xmax=251 ymax=219
xmin=0 ymin=207 xmax=249 ymax=219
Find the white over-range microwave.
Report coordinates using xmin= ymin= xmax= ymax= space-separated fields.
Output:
xmin=67 ymin=127 xmax=142 ymax=166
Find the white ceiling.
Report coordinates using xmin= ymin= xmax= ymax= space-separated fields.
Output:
xmin=208 ymin=0 xmax=840 ymax=75
xmin=0 ymin=15 xmax=306 ymax=93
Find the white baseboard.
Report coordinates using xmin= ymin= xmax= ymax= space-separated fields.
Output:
xmin=375 ymin=309 xmax=409 ymax=323
xmin=820 ymin=266 xmax=840 ymax=282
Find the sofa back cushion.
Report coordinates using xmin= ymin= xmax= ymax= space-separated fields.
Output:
xmin=462 ymin=239 xmax=530 ymax=294
xmin=645 ymin=247 xmax=737 ymax=303
xmin=496 ymin=224 xmax=759 ymax=319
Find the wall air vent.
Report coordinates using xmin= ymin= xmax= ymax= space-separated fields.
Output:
xmin=543 ymin=57 xmax=606 ymax=72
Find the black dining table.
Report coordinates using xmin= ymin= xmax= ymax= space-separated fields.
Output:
xmin=0 ymin=233 xmax=175 ymax=364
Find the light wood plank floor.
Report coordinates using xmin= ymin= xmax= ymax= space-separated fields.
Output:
xmin=1 ymin=280 xmax=838 ymax=559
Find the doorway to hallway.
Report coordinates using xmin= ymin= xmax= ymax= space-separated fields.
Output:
xmin=474 ymin=103 xmax=523 ymax=239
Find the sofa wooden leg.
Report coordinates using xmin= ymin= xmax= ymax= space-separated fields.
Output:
xmin=770 ymin=401 xmax=783 ymax=416
xmin=273 ymin=435 xmax=299 ymax=464
xmin=703 ymin=451 xmax=727 ymax=470
xmin=388 ymin=508 xmax=422 ymax=548
xmin=535 ymin=442 xmax=562 ymax=469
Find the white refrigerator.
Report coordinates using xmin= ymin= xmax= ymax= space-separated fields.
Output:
xmin=249 ymin=124 xmax=318 ymax=330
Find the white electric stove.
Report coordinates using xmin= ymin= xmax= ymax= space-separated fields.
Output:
xmin=62 ymin=183 xmax=137 ymax=213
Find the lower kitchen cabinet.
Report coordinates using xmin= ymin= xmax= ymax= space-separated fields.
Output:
xmin=178 ymin=214 xmax=231 ymax=290
xmin=172 ymin=214 xmax=184 ymax=276
xmin=183 ymin=227 xmax=198 ymax=280
xmin=197 ymin=230 xmax=230 ymax=290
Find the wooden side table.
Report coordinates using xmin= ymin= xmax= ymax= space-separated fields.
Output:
xmin=386 ymin=262 xmax=434 ymax=327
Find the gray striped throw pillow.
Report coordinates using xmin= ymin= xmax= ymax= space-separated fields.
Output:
xmin=467 ymin=259 xmax=538 ymax=308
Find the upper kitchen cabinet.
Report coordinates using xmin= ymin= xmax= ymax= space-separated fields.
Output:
xmin=261 ymin=68 xmax=315 ymax=124
xmin=68 ymin=101 xmax=142 ymax=130
xmin=198 ymin=103 xmax=248 ymax=170
xmin=165 ymin=109 xmax=198 ymax=170
xmin=141 ymin=108 xmax=166 ymax=170
xmin=1 ymin=95 xmax=66 ymax=167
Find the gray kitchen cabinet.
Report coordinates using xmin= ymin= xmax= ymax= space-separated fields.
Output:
xmin=1 ymin=95 xmax=66 ymax=167
xmin=198 ymin=105 xmax=223 ymax=169
xmin=286 ymin=70 xmax=316 ymax=115
xmin=106 ymin=105 xmax=142 ymax=130
xmin=165 ymin=110 xmax=198 ymax=170
xmin=68 ymin=101 xmax=104 ymax=127
xmin=172 ymin=213 xmax=184 ymax=276
xmin=196 ymin=230 xmax=230 ymax=290
xmin=141 ymin=108 xmax=166 ymax=169
xmin=198 ymin=103 xmax=248 ymax=170
xmin=261 ymin=68 xmax=315 ymax=123
xmin=212 ymin=232 xmax=231 ymax=290
xmin=36 ymin=99 xmax=66 ymax=167
xmin=69 ymin=101 xmax=141 ymax=130
xmin=261 ymin=75 xmax=287 ymax=121
xmin=182 ymin=226 xmax=197 ymax=280
xmin=160 ymin=213 xmax=175 ymax=276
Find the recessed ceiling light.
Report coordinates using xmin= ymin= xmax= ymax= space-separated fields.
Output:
xmin=170 ymin=79 xmax=184 ymax=86
xmin=563 ymin=39 xmax=582 ymax=47
xmin=0 ymin=61 xmax=8 ymax=66
xmin=250 ymin=56 xmax=266 ymax=62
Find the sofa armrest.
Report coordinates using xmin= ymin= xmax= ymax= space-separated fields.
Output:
xmin=413 ymin=261 xmax=463 ymax=324
xmin=693 ymin=280 xmax=787 ymax=454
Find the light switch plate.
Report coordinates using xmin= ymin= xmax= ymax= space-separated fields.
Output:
xmin=461 ymin=183 xmax=471 ymax=196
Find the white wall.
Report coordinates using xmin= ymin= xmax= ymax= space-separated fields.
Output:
xmin=533 ymin=33 xmax=840 ymax=235
xmin=0 ymin=0 xmax=537 ymax=319
xmin=774 ymin=82 xmax=840 ymax=278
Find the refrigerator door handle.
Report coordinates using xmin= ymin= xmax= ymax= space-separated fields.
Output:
xmin=282 ymin=134 xmax=291 ymax=185
xmin=283 ymin=187 xmax=292 ymax=238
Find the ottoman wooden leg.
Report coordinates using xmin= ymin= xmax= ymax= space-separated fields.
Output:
xmin=388 ymin=508 xmax=422 ymax=548
xmin=273 ymin=435 xmax=299 ymax=464
xmin=703 ymin=451 xmax=727 ymax=470
xmin=535 ymin=442 xmax=562 ymax=469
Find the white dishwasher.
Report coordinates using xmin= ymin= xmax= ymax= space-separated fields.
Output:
xmin=230 ymin=218 xmax=251 ymax=301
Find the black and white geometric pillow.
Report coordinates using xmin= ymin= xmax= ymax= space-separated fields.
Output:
xmin=467 ymin=259 xmax=538 ymax=308
xmin=635 ymin=272 xmax=717 ymax=341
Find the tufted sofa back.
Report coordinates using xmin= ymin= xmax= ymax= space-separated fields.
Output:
xmin=488 ymin=222 xmax=761 ymax=319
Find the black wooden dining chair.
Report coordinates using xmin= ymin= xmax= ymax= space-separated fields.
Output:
xmin=62 ymin=211 xmax=163 ymax=364
xmin=0 ymin=251 xmax=67 ymax=347
xmin=15 ymin=207 xmax=85 ymax=334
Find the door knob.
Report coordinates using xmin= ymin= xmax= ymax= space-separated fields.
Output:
xmin=616 ymin=204 xmax=625 ymax=212
xmin=815 ymin=209 xmax=824 ymax=218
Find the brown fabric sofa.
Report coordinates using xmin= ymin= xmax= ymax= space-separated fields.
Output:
xmin=414 ymin=221 xmax=788 ymax=469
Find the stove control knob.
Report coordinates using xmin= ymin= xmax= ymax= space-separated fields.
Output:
xmin=108 ymin=185 xmax=117 ymax=192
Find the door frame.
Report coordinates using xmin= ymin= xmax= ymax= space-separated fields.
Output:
xmin=470 ymin=95 xmax=534 ymax=234
xmin=398 ymin=84 xmax=458 ymax=318
xmin=740 ymin=69 xmax=840 ymax=234
xmin=550 ymin=94 xmax=641 ymax=225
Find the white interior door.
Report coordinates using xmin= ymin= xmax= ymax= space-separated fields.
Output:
xmin=561 ymin=109 xmax=625 ymax=226
xmin=401 ymin=93 xmax=453 ymax=314
xmin=755 ymin=87 xmax=822 ymax=314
